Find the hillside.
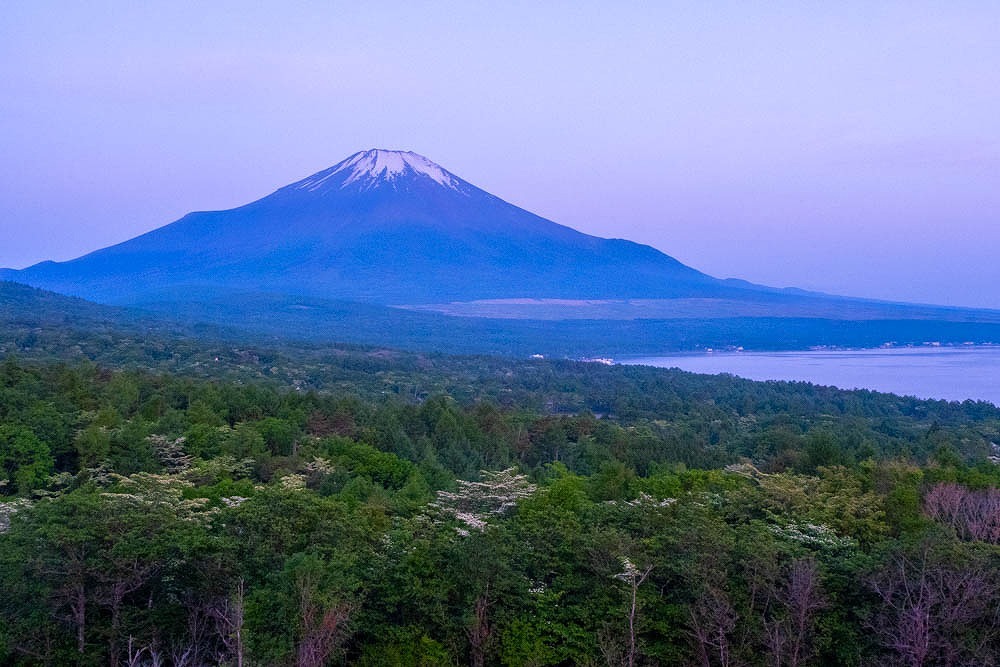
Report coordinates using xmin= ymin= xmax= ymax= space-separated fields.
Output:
xmin=7 ymin=281 xmax=1000 ymax=360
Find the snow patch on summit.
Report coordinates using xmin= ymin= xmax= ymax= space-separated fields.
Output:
xmin=295 ymin=150 xmax=464 ymax=192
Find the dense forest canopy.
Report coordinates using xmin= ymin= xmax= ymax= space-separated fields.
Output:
xmin=1 ymin=290 xmax=1000 ymax=665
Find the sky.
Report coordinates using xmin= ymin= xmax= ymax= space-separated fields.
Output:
xmin=2 ymin=2 xmax=999 ymax=308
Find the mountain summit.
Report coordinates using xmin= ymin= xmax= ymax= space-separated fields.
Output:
xmin=291 ymin=149 xmax=467 ymax=193
xmin=1 ymin=149 xmax=727 ymax=304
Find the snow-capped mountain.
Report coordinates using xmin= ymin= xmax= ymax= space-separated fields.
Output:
xmin=292 ymin=150 xmax=467 ymax=193
xmin=4 ymin=149 xmax=1000 ymax=352
xmin=0 ymin=149 xmax=733 ymax=304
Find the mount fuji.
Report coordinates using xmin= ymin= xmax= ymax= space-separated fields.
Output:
xmin=1 ymin=149 xmax=736 ymax=304
xmin=4 ymin=149 xmax=1000 ymax=353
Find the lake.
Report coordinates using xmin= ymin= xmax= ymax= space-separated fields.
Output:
xmin=622 ymin=346 xmax=1000 ymax=405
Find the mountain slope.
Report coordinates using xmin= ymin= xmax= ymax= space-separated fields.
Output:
xmin=1 ymin=150 xmax=734 ymax=305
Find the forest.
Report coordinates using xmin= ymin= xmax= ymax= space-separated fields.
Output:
xmin=1 ymin=284 xmax=999 ymax=665
xmin=0 ymin=340 xmax=998 ymax=666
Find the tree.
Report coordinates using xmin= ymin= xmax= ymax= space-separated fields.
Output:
xmin=923 ymin=482 xmax=1000 ymax=544
xmin=0 ymin=472 xmax=217 ymax=663
xmin=0 ymin=424 xmax=54 ymax=494
xmin=688 ymin=585 xmax=737 ymax=667
xmin=247 ymin=551 xmax=357 ymax=667
xmin=763 ymin=558 xmax=826 ymax=667
xmin=612 ymin=556 xmax=653 ymax=667
xmin=294 ymin=555 xmax=354 ymax=667
xmin=430 ymin=467 xmax=536 ymax=535
xmin=209 ymin=578 xmax=247 ymax=667
xmin=867 ymin=543 xmax=1000 ymax=666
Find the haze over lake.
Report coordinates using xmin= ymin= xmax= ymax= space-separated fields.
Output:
xmin=624 ymin=347 xmax=1000 ymax=406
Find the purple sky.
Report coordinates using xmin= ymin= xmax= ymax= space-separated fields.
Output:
xmin=2 ymin=2 xmax=999 ymax=308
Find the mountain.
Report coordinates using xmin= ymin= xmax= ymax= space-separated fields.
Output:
xmin=1 ymin=149 xmax=741 ymax=305
xmin=4 ymin=149 xmax=1000 ymax=355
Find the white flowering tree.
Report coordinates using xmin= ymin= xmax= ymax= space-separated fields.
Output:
xmin=612 ymin=556 xmax=653 ymax=667
xmin=430 ymin=467 xmax=536 ymax=535
xmin=148 ymin=434 xmax=194 ymax=473
xmin=0 ymin=498 xmax=30 ymax=533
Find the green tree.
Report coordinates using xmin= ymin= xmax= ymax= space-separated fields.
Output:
xmin=0 ymin=424 xmax=53 ymax=493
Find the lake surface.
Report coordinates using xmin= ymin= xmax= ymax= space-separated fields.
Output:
xmin=622 ymin=347 xmax=1000 ymax=405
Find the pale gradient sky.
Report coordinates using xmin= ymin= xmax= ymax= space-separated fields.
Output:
xmin=2 ymin=2 xmax=999 ymax=308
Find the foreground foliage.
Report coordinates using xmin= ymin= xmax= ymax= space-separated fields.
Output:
xmin=0 ymin=358 xmax=998 ymax=665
